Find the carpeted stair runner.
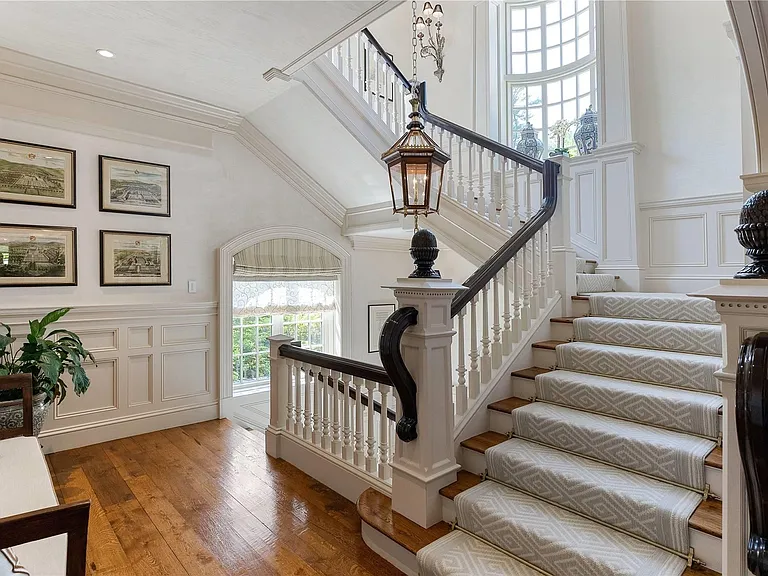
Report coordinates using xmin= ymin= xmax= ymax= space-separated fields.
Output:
xmin=588 ymin=293 xmax=720 ymax=324
xmin=486 ymin=438 xmax=702 ymax=553
xmin=454 ymin=481 xmax=687 ymax=576
xmin=534 ymin=370 xmax=722 ymax=437
xmin=556 ymin=342 xmax=722 ymax=393
xmin=576 ymin=273 xmax=615 ymax=294
xmin=573 ymin=317 xmax=722 ymax=356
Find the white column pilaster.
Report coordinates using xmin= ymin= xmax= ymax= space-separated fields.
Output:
xmin=548 ymin=156 xmax=577 ymax=316
xmin=385 ymin=277 xmax=464 ymax=528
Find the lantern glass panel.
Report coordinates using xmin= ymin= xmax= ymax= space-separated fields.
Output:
xmin=404 ymin=161 xmax=429 ymax=209
xmin=388 ymin=162 xmax=404 ymax=210
xmin=429 ymin=162 xmax=444 ymax=211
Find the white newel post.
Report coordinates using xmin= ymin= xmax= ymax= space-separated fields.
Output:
xmin=385 ymin=277 xmax=464 ymax=529
xmin=548 ymin=155 xmax=577 ymax=316
xmin=265 ymin=334 xmax=294 ymax=458
xmin=694 ymin=280 xmax=765 ymax=576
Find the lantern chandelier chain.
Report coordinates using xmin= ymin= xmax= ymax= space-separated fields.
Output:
xmin=411 ymin=0 xmax=419 ymax=89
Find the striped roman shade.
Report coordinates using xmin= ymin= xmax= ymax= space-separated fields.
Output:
xmin=233 ymin=239 xmax=342 ymax=281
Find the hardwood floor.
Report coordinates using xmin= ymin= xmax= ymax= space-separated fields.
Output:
xmin=46 ymin=419 xmax=404 ymax=576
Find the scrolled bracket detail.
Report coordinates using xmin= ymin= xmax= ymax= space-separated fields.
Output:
xmin=379 ymin=307 xmax=419 ymax=442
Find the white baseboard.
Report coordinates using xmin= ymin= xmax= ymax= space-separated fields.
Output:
xmin=361 ymin=521 xmax=419 ymax=576
xmin=39 ymin=402 xmax=218 ymax=453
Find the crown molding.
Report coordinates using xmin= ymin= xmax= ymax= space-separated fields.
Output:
xmin=638 ymin=191 xmax=743 ymax=211
xmin=234 ymin=120 xmax=346 ymax=228
xmin=349 ymin=235 xmax=412 ymax=252
xmin=0 ymin=46 xmax=243 ymax=132
xmin=0 ymin=301 xmax=218 ymax=325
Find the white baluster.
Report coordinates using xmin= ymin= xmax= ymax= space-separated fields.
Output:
xmin=353 ymin=376 xmax=365 ymax=467
xmin=469 ymin=295 xmax=480 ymax=398
xmin=492 ymin=272 xmax=502 ymax=369
xmin=512 ymin=162 xmax=520 ymax=233
xmin=366 ymin=44 xmax=374 ymax=106
xmin=374 ymin=53 xmax=381 ymax=117
xmin=285 ymin=358 xmax=295 ymax=432
xmin=293 ymin=360 xmax=302 ymax=436
xmin=331 ymin=370 xmax=341 ymax=456
xmin=457 ymin=137 xmax=465 ymax=206
xmin=321 ymin=368 xmax=331 ymax=450
xmin=303 ymin=362 xmax=311 ymax=441
xmin=456 ymin=308 xmax=468 ymax=415
xmin=312 ymin=365 xmax=322 ymax=445
xmin=378 ymin=385 xmax=391 ymax=481
xmin=499 ymin=157 xmax=509 ymax=229
xmin=394 ymin=80 xmax=401 ymax=130
xmin=336 ymin=43 xmax=343 ymax=72
xmin=488 ymin=152 xmax=497 ymax=225
xmin=502 ymin=263 xmax=512 ymax=355
xmin=477 ymin=147 xmax=486 ymax=218
xmin=525 ymin=167 xmax=533 ymax=221
xmin=447 ymin=133 xmax=455 ymax=199
xmin=539 ymin=228 xmax=548 ymax=308
xmin=467 ymin=142 xmax=475 ymax=212
xmin=385 ymin=67 xmax=393 ymax=130
xmin=342 ymin=373 xmax=353 ymax=461
xmin=481 ymin=284 xmax=492 ymax=384
xmin=357 ymin=35 xmax=365 ymax=95
xmin=522 ymin=242 xmax=531 ymax=331
xmin=531 ymin=231 xmax=540 ymax=320
xmin=346 ymin=37 xmax=353 ymax=81
xmin=547 ymin=221 xmax=555 ymax=297
xmin=512 ymin=255 xmax=522 ymax=342
xmin=365 ymin=379 xmax=377 ymax=474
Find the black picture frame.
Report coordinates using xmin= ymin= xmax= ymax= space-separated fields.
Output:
xmin=99 ymin=155 xmax=171 ymax=217
xmin=0 ymin=138 xmax=76 ymax=209
xmin=100 ymin=230 xmax=172 ymax=287
xmin=0 ymin=223 xmax=78 ymax=287
xmin=368 ymin=303 xmax=396 ymax=353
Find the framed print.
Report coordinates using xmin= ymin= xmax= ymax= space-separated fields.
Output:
xmin=0 ymin=139 xmax=76 ymax=208
xmin=0 ymin=224 xmax=77 ymax=287
xmin=100 ymin=230 xmax=171 ymax=286
xmin=99 ymin=156 xmax=170 ymax=217
xmin=368 ymin=303 xmax=396 ymax=353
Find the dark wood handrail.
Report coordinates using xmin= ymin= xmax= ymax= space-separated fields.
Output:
xmin=736 ymin=332 xmax=768 ymax=575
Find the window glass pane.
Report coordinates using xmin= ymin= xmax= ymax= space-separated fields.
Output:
xmin=546 ymin=47 xmax=560 ymax=70
xmin=563 ymin=75 xmax=577 ymax=99
xmin=562 ymin=40 xmax=576 ymax=65
xmin=577 ymin=35 xmax=590 ymax=59
xmin=548 ymin=104 xmax=562 ymax=124
xmin=579 ymin=95 xmax=592 ymax=115
xmin=546 ymin=24 xmax=560 ymax=47
xmin=258 ymin=354 xmax=270 ymax=379
xmin=242 ymin=326 xmax=256 ymax=353
xmin=578 ymin=69 xmax=591 ymax=94
xmin=257 ymin=328 xmax=270 ymax=351
xmin=527 ymin=29 xmax=541 ymax=51
xmin=511 ymin=54 xmax=526 ymax=74
xmin=527 ymin=85 xmax=542 ymax=106
xmin=233 ymin=328 xmax=242 ymax=355
xmin=310 ymin=323 xmax=322 ymax=346
xmin=233 ymin=356 xmax=241 ymax=382
xmin=546 ymin=2 xmax=560 ymax=24
xmin=562 ymin=17 xmax=576 ymax=42
xmin=510 ymin=85 xmax=526 ymax=107
xmin=244 ymin=315 xmax=257 ymax=325
xmin=547 ymin=81 xmax=562 ymax=103
xmin=528 ymin=107 xmax=543 ymax=131
xmin=511 ymin=8 xmax=526 ymax=30
xmin=511 ymin=31 xmax=526 ymax=52
xmin=527 ymin=6 xmax=541 ymax=28
xmin=527 ymin=51 xmax=542 ymax=73
xmin=243 ymin=355 xmax=258 ymax=380
xmin=577 ymin=0 xmax=589 ymax=11
xmin=577 ymin=10 xmax=591 ymax=35
xmin=562 ymin=0 xmax=576 ymax=18
xmin=563 ymin=99 xmax=577 ymax=122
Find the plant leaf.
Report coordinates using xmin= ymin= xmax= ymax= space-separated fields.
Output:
xmin=70 ymin=365 xmax=90 ymax=396
xmin=39 ymin=350 xmax=62 ymax=387
xmin=28 ymin=319 xmax=41 ymax=340
xmin=40 ymin=308 xmax=71 ymax=329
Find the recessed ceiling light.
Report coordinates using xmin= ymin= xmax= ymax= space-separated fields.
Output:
xmin=96 ymin=49 xmax=115 ymax=59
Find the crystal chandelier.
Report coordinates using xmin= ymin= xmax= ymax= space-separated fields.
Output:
xmin=416 ymin=2 xmax=445 ymax=82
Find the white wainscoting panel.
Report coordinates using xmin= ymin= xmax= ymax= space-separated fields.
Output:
xmin=0 ymin=302 xmax=218 ymax=452
xmin=639 ymin=193 xmax=744 ymax=292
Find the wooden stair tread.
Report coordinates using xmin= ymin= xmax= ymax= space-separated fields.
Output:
xmin=511 ymin=366 xmax=552 ymax=380
xmin=705 ymin=446 xmax=722 ymax=469
xmin=440 ymin=473 xmax=722 ymax=539
xmin=550 ymin=317 xmax=576 ymax=324
xmin=532 ymin=340 xmax=567 ymax=350
xmin=585 ymin=259 xmax=597 ymax=264
xmin=488 ymin=397 xmax=532 ymax=414
xmin=460 ymin=431 xmax=508 ymax=453
xmin=683 ymin=566 xmax=720 ymax=576
xmin=690 ymin=498 xmax=722 ymax=538
xmin=357 ymin=488 xmax=450 ymax=554
xmin=572 ymin=295 xmax=590 ymax=301
xmin=439 ymin=471 xmax=483 ymax=500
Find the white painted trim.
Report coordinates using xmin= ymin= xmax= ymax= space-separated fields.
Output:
xmin=361 ymin=522 xmax=419 ymax=576
xmin=0 ymin=302 xmax=217 ymax=324
xmin=217 ymin=226 xmax=353 ymax=407
xmin=568 ymin=141 xmax=643 ymax=167
xmin=234 ymin=121 xmax=346 ymax=228
xmin=344 ymin=202 xmax=402 ymax=236
xmin=349 ymin=236 xmax=412 ymax=252
xmin=639 ymin=192 xmax=744 ymax=211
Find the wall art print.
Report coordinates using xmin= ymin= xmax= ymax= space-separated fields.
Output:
xmin=99 ymin=156 xmax=170 ymax=217
xmin=100 ymin=230 xmax=171 ymax=286
xmin=0 ymin=139 xmax=76 ymax=208
xmin=0 ymin=223 xmax=77 ymax=287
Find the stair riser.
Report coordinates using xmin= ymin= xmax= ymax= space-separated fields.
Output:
xmin=441 ymin=493 xmax=721 ymax=573
xmin=533 ymin=347 xmax=557 ymax=369
xmin=572 ymin=298 xmax=591 ymax=317
xmin=550 ymin=322 xmax=574 ymax=341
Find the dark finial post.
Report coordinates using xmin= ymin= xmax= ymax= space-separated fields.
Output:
xmin=409 ymin=228 xmax=441 ymax=278
xmin=735 ymin=190 xmax=768 ymax=278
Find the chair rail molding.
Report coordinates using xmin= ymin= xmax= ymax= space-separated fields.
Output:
xmin=217 ymin=226 xmax=353 ymax=413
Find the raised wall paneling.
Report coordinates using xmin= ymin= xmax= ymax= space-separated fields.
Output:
xmin=128 ymin=326 xmax=153 ymax=349
xmin=603 ymin=158 xmax=634 ymax=263
xmin=649 ymin=214 xmax=708 ymax=267
xmin=575 ymin=170 xmax=598 ymax=243
xmin=718 ymin=211 xmax=744 ymax=267
xmin=54 ymin=358 xmax=119 ymax=419
xmin=161 ymin=322 xmax=209 ymax=346
xmin=66 ymin=328 xmax=118 ymax=353
xmin=128 ymin=354 xmax=154 ymax=407
xmin=161 ymin=349 xmax=210 ymax=401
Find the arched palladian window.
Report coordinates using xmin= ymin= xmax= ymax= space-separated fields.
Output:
xmin=505 ymin=0 xmax=597 ymax=155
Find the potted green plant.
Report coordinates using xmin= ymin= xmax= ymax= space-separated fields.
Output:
xmin=0 ymin=308 xmax=95 ymax=436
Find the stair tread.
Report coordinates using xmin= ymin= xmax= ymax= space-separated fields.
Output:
xmin=550 ymin=316 xmax=576 ymax=323
xmin=705 ymin=446 xmax=722 ymax=469
xmin=439 ymin=470 xmax=483 ymax=499
xmin=357 ymin=488 xmax=450 ymax=554
xmin=460 ymin=431 xmax=508 ymax=453
xmin=683 ymin=567 xmax=720 ymax=576
xmin=487 ymin=397 xmax=531 ymax=414
xmin=572 ymin=295 xmax=590 ymax=301
xmin=531 ymin=339 xmax=567 ymax=350
xmin=510 ymin=366 xmax=551 ymax=380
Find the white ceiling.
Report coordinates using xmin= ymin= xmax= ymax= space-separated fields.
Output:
xmin=0 ymin=1 xmax=383 ymax=114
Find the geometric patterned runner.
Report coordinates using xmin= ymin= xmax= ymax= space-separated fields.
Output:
xmin=486 ymin=438 xmax=702 ymax=553
xmin=576 ymin=273 xmax=615 ymax=294
xmin=589 ymin=293 xmax=720 ymax=324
